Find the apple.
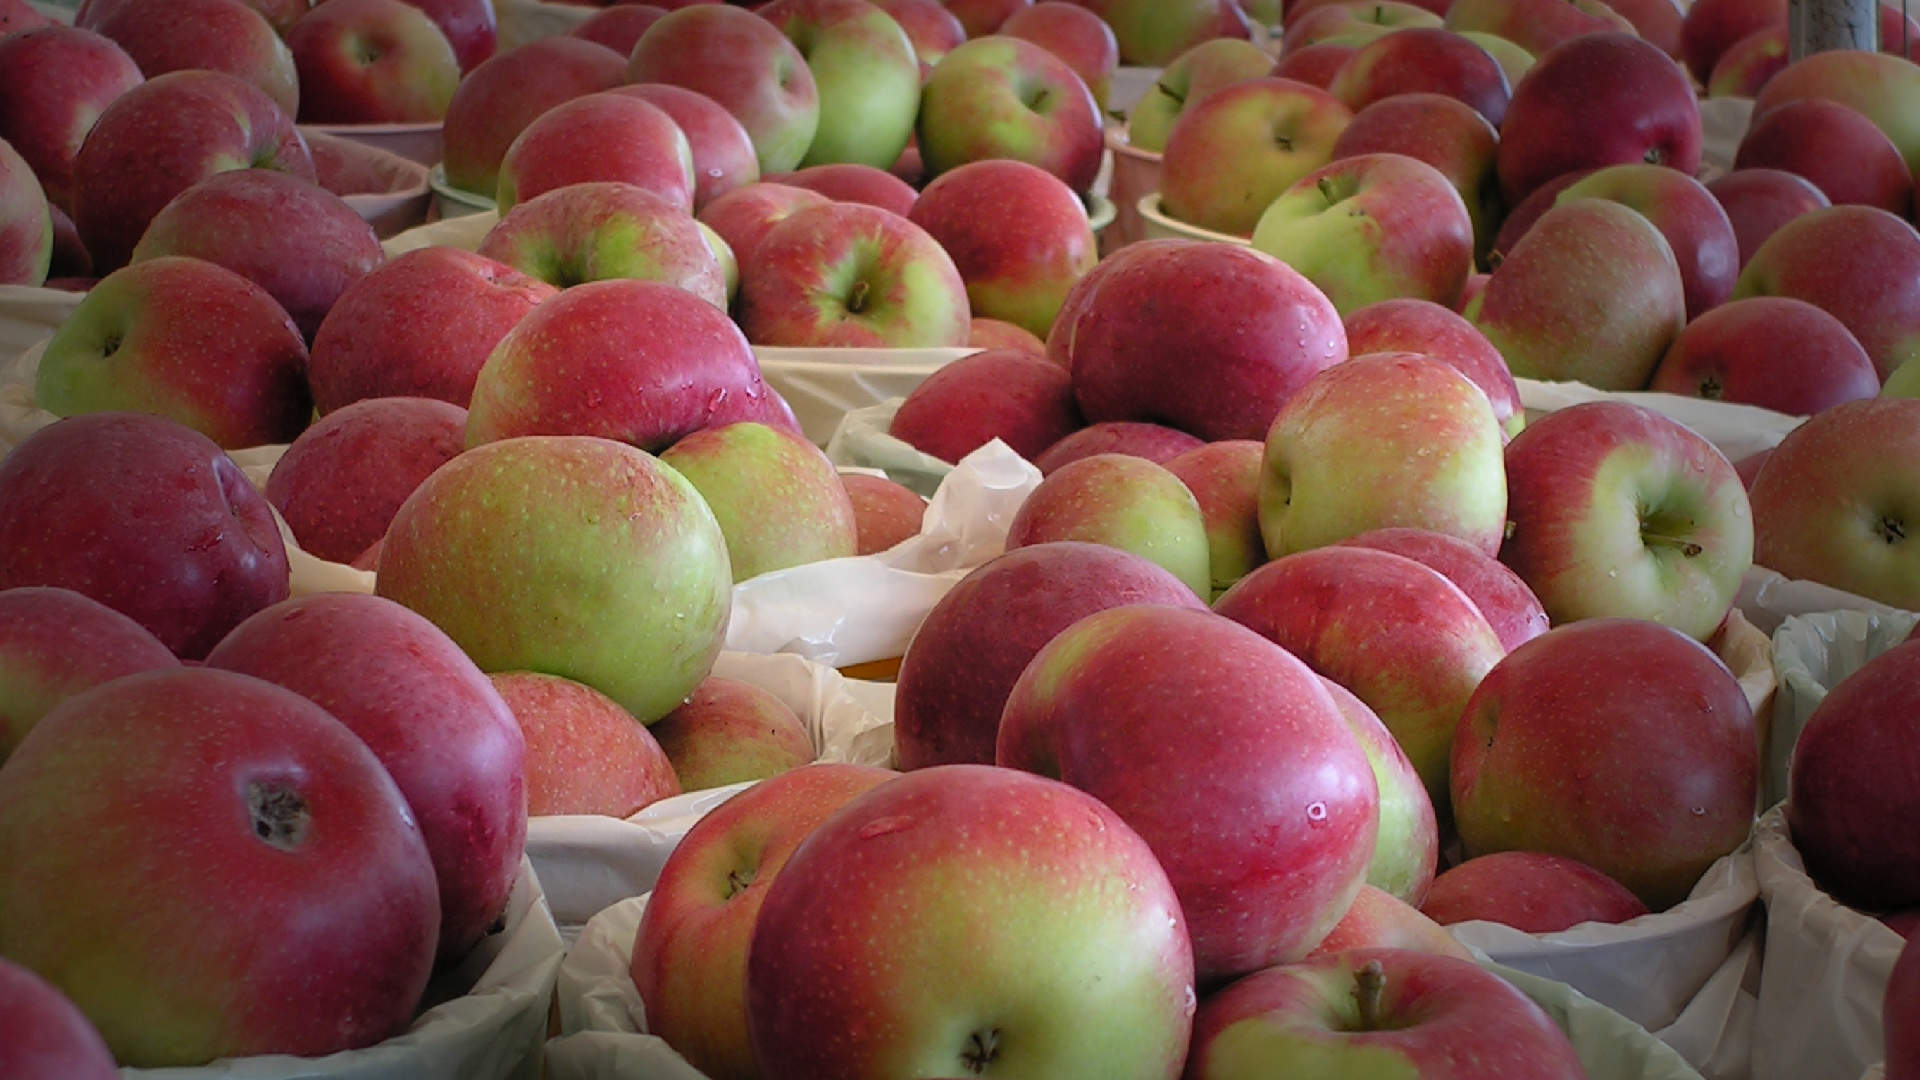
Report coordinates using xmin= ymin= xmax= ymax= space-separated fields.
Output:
xmin=206 ymin=593 xmax=527 ymax=963
xmin=774 ymin=161 xmax=920 ymax=215
xmin=1494 ymin=32 xmax=1701 ymax=208
xmin=0 ymin=135 xmax=50 ymax=287
xmin=0 ymin=587 xmax=179 ymax=763
xmin=874 ymin=0 xmax=965 ymax=74
xmin=439 ymin=36 xmax=628 ymax=199
xmin=841 ymin=472 xmax=926 ymax=553
xmin=1001 ymin=2 xmax=1120 ymax=111
xmin=399 ymin=0 xmax=497 ymax=73
xmin=127 ymin=167 xmax=385 ymax=341
xmin=285 ymin=0 xmax=460 ymax=123
xmin=908 ymin=157 xmax=1096 ymax=338
xmin=69 ymin=69 xmax=315 ymax=271
xmin=659 ymin=420 xmax=859 ymax=581
xmin=0 ymin=958 xmax=119 ymax=1080
xmin=628 ymin=5 xmax=821 ymax=176
xmin=1158 ymin=76 xmax=1353 ymax=238
xmin=0 ymin=26 xmax=145 ymax=215
xmin=759 ymin=0 xmax=920 ymax=171
xmin=1679 ymin=0 xmax=1781 ymax=81
xmin=1457 ymin=29 xmax=1535 ymax=84
xmin=1486 ymin=168 xmax=1598 ymax=263
xmin=1216 ymin=544 xmax=1505 ymax=811
xmin=888 ymin=347 xmax=1082 ymax=464
xmin=916 ymin=34 xmax=1103 ymax=196
xmin=1337 ymin=528 xmax=1547 ymax=653
xmin=487 ymin=670 xmax=678 ymax=817
xmin=1420 ymin=850 xmax=1651 ymax=932
xmin=1705 ymin=167 xmax=1829 ymax=269
xmin=1005 ymin=453 xmax=1214 ymax=597
xmin=1342 ymin=297 xmax=1522 ymax=440
xmin=375 ymin=434 xmax=732 ymax=724
xmin=1053 ymin=239 xmax=1348 ymax=442
xmin=1250 ymin=151 xmax=1476 ymax=314
xmin=1706 ymin=24 xmax=1786 ymax=97
xmin=1452 ymin=617 xmax=1759 ymax=911
xmin=613 ymin=84 xmax=760 ymax=211
xmin=1184 ymin=948 xmax=1586 ymax=1078
xmin=693 ymin=180 xmax=828 ymax=267
xmin=632 ymin=763 xmax=899 ymax=1080
xmin=746 ymin=763 xmax=1197 ymax=1076
xmin=1552 ymin=162 xmax=1741 ymax=319
xmin=1307 ymin=886 xmax=1472 ymax=960
xmin=1735 ymin=98 xmax=1913 ymax=216
xmin=571 ymin=5 xmax=668 ymax=54
xmin=1747 ymin=397 xmax=1920 ymax=610
xmin=969 ymin=314 xmax=1046 ymax=353
xmin=495 ymin=92 xmax=694 ymax=216
xmin=1440 ymin=0 xmax=1632 ymax=59
xmin=90 ymin=0 xmax=297 ymax=118
xmin=0 ymin=667 xmax=439 ymax=1066
xmin=1732 ymin=204 xmax=1920 ymax=380
xmin=944 ymin=0 xmax=1029 ymax=34
xmin=1260 ymin=352 xmax=1507 ymax=558
xmin=1281 ymin=1 xmax=1443 ymax=53
xmin=1271 ymin=41 xmax=1358 ymax=88
xmin=476 ymin=181 xmax=727 ymax=305
xmin=1752 ymin=49 xmax=1920 ymax=176
xmin=1647 ymin=296 xmax=1879 ymax=415
xmin=646 ymin=673 xmax=816 ymax=790
xmin=1889 ymin=925 xmax=1920 ymax=1080
xmin=264 ymin=396 xmax=467 ymax=565
xmin=1163 ymin=439 xmax=1266 ymax=598
xmin=1327 ymin=27 xmax=1511 ymax=126
xmin=737 ymin=200 xmax=971 ymax=348
xmin=1088 ymin=0 xmax=1255 ymax=66
xmin=893 ymin=541 xmax=1204 ymax=770
xmin=1608 ymin=0 xmax=1685 ymax=55
xmin=1032 ymin=420 xmax=1205 ymax=474
xmin=306 ymin=246 xmax=555 ymax=414
xmin=1319 ymin=678 xmax=1441 ymax=904
xmin=0 ymin=0 xmax=47 ymax=33
xmin=233 ymin=0 xmax=311 ymax=33
xmin=34 ymin=256 xmax=310 ymax=449
xmin=1329 ymin=93 xmax=1503 ymax=263
xmin=1469 ymin=197 xmax=1686 ymax=390
xmin=999 ymin=603 xmax=1378 ymax=980
xmin=1126 ymin=37 xmax=1276 ymax=154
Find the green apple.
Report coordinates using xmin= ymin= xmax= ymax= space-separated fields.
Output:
xmin=1087 ymin=0 xmax=1256 ymax=66
xmin=1004 ymin=453 xmax=1214 ymax=598
xmin=759 ymin=0 xmax=920 ymax=170
xmin=1458 ymin=30 xmax=1535 ymax=85
xmin=658 ymin=420 xmax=860 ymax=582
xmin=1126 ymin=38 xmax=1274 ymax=153
xmin=916 ymin=34 xmax=1105 ymax=195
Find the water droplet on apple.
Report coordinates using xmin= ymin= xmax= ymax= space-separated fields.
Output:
xmin=857 ymin=814 xmax=915 ymax=840
xmin=1182 ymin=983 xmax=1198 ymax=1017
xmin=1305 ymin=801 xmax=1328 ymax=826
xmin=1691 ymin=806 xmax=1706 ymax=816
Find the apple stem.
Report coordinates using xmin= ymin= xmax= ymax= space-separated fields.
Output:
xmin=1641 ymin=531 xmax=1704 ymax=557
xmin=1354 ymin=960 xmax=1387 ymax=1031
xmin=1316 ymin=177 xmax=1339 ymax=205
xmin=847 ymin=279 xmax=871 ymax=314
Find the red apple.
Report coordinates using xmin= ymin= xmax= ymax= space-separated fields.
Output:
xmin=1328 ymin=26 xmax=1511 ymax=126
xmin=1608 ymin=0 xmax=1685 ymax=55
xmin=1735 ymin=97 xmax=1913 ymax=217
xmin=475 ymin=180 xmax=727 ymax=305
xmin=1647 ymin=295 xmax=1879 ymax=415
xmin=1272 ymin=40 xmax=1359 ymax=87
xmin=1485 ymin=166 xmax=1595 ymax=264
xmin=1705 ymin=166 xmax=1830 ymax=269
xmin=0 ymin=958 xmax=118 ymax=1080
xmin=496 ymin=90 xmax=695 ymax=214
xmin=887 ymin=347 xmax=1083 ymax=464
xmin=1321 ymin=678 xmax=1442 ymax=904
xmin=1440 ymin=0 xmax=1631 ymax=56
xmin=0 ymin=587 xmax=179 ymax=763
xmin=1001 ymin=1 xmax=1120 ymax=110
xmin=399 ymin=0 xmax=497 ymax=73
xmin=841 ymin=472 xmax=927 ymax=553
xmin=615 ymin=83 xmax=761 ymax=210
xmin=1337 ymin=526 xmax=1549 ymax=652
xmin=628 ymin=5 xmax=821 ymax=175
xmin=1551 ymin=162 xmax=1741 ymax=319
xmin=488 ymin=670 xmax=679 ymax=817
xmin=1751 ymin=47 xmax=1920 ymax=176
xmin=1030 ymin=420 xmax=1203 ymax=474
xmin=1421 ymin=850 xmax=1651 ymax=932
xmin=570 ymin=4 xmax=668 ymax=54
xmin=1282 ymin=0 xmax=1442 ymax=53
xmin=1159 ymin=76 xmax=1353 ymax=238
xmin=647 ymin=674 xmax=816 ymax=789
xmin=1731 ymin=203 xmax=1920 ymax=380
xmin=944 ymin=0 xmax=1029 ymax=34
xmin=1163 ymin=439 xmax=1267 ymax=598
xmin=875 ymin=0 xmax=965 ymax=73
xmin=285 ymin=0 xmax=461 ymax=123
xmin=439 ymin=36 xmax=628 ymax=199
xmin=1306 ymin=886 xmax=1473 ymax=959
xmin=1705 ymin=23 xmax=1786 ymax=97
xmin=967 ymin=314 xmax=1047 ymax=353
xmin=916 ymin=34 xmax=1105 ymax=195
xmin=1329 ymin=92 xmax=1504 ymax=261
xmin=91 ymin=0 xmax=298 ymax=118
xmin=909 ymin=158 xmax=1096 ymax=338
xmin=1679 ymin=0 xmax=1781 ymax=81
xmin=0 ymin=0 xmax=48 ymax=33
xmin=1342 ymin=297 xmax=1522 ymax=439
xmin=774 ymin=161 xmax=920 ymax=215
xmin=0 ymin=26 xmax=145 ymax=215
xmin=693 ymin=180 xmax=828 ymax=266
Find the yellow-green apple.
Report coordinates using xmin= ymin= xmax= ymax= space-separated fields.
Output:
xmin=1251 ymin=151 xmax=1476 ymax=314
xmin=399 ymin=0 xmax=497 ymax=73
xmin=1470 ymin=197 xmax=1686 ymax=389
xmin=874 ymin=0 xmax=964 ymax=76
xmin=774 ymin=161 xmax=920 ymax=215
xmin=1326 ymin=26 xmax=1512 ymax=125
xmin=1458 ymin=29 xmax=1535 ymax=83
xmin=1272 ymin=40 xmax=1360 ymax=88
xmin=1158 ymin=76 xmax=1353 ymax=237
xmin=69 ymin=69 xmax=315 ymax=271
xmin=1500 ymin=400 xmax=1752 ymax=640
xmin=1184 ymin=948 xmax=1587 ymax=1079
xmin=1342 ymin=297 xmax=1522 ymax=439
xmin=758 ymin=0 xmax=920 ymax=170
xmin=659 ymin=420 xmax=859 ymax=581
xmin=1241 ymin=0 xmax=1284 ymax=23
xmin=571 ymin=5 xmax=668 ymax=54
xmin=1005 ymin=453 xmax=1214 ymax=597
xmin=1420 ymin=850 xmax=1650 ymax=932
xmin=1330 ymin=93 xmax=1503 ymax=262
xmin=0 ymin=26 xmax=144 ymax=215
xmin=1126 ymin=37 xmax=1275 ymax=154
xmin=487 ymin=670 xmax=678 ymax=817
xmin=476 ymin=181 xmax=727 ymax=304
xmin=439 ymin=36 xmax=627 ymax=199
xmin=1679 ymin=0 xmax=1781 ymax=81
xmin=944 ymin=0 xmax=1029 ymax=34
xmin=999 ymin=604 xmax=1378 ymax=980
xmin=915 ymin=34 xmax=1104 ymax=195
xmin=1452 ymin=617 xmax=1758 ymax=911
xmin=908 ymin=158 xmax=1096 ymax=337
xmin=1164 ymin=439 xmax=1266 ymax=598
xmin=628 ymin=6 xmax=821 ymax=176
xmin=632 ymin=762 xmax=898 ymax=1080
xmin=748 ymin=762 xmax=1196 ymax=1077
xmin=1319 ymin=677 xmax=1441 ymax=903
xmin=736 ymin=200 xmax=971 ymax=347
xmin=1259 ymin=352 xmax=1508 ymax=557
xmin=307 ymin=247 xmax=555 ymax=414
xmin=1493 ymin=32 xmax=1700 ymax=208
xmin=695 ymin=181 xmax=828 ymax=270
xmin=376 ymin=435 xmax=731 ymax=724
xmin=1281 ymin=1 xmax=1443 ymax=53
xmin=1032 ymin=420 xmax=1205 ymax=474
xmin=1705 ymin=167 xmax=1829 ymax=268
xmin=1706 ymin=24 xmax=1786 ymax=96
xmin=128 ymin=168 xmax=384 ymax=341
xmin=1337 ymin=527 xmax=1549 ymax=652
xmin=264 ymin=396 xmax=467 ymax=564
xmin=91 ymin=0 xmax=296 ymax=117
xmin=1307 ymin=886 xmax=1472 ymax=959
xmin=285 ymin=0 xmax=460 ymax=123
xmin=1736 ymin=98 xmax=1913 ymax=217
xmin=892 ymin=541 xmax=1204 ymax=769
xmin=616 ymin=84 xmax=760 ymax=210
xmin=1648 ymin=296 xmax=1879 ymax=415
xmin=647 ymin=673 xmax=816 ymax=789
xmin=1086 ymin=0 xmax=1254 ymax=66
xmin=1215 ymin=544 xmax=1505 ymax=810
xmin=1891 ymin=931 xmax=1920 ymax=1079
xmin=205 ymin=592 xmax=527 ymax=963
xmin=887 ymin=348 xmax=1083 ymax=463
xmin=466 ymin=278 xmax=781 ymax=451
xmin=1747 ymin=397 xmax=1920 ymax=608
xmin=842 ymin=472 xmax=926 ymax=553
xmin=34 ymin=256 xmax=310 ymax=449
xmin=1752 ymin=49 xmax=1920 ymax=174
xmin=969 ymin=315 xmax=1046 ymax=353
xmin=1052 ymin=240 xmax=1348 ymax=442
xmin=1441 ymin=0 xmax=1632 ymax=58
xmin=1732 ymin=204 xmax=1920 ymax=380
xmin=1552 ymin=162 xmax=1740 ymax=319
xmin=0 ymin=587 xmax=179 ymax=763
xmin=0 ymin=136 xmax=49 ymax=286
xmin=0 ymin=958 xmax=119 ymax=1080
xmin=0 ymin=667 xmax=439 ymax=1067
xmin=497 ymin=92 xmax=694 ymax=215
xmin=1001 ymin=2 xmax=1119 ymax=110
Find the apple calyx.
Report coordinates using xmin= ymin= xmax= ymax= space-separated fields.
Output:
xmin=1350 ymin=960 xmax=1388 ymax=1031
xmin=1878 ymin=513 xmax=1909 ymax=546
xmin=960 ymin=1027 xmax=1002 ymax=1073
xmin=1642 ymin=147 xmax=1667 ymax=166
xmin=1695 ymin=374 xmax=1725 ymax=400
xmin=352 ymin=35 xmax=385 ymax=66
xmin=724 ymin=864 xmax=757 ymax=899
xmin=248 ymin=780 xmax=311 ymax=852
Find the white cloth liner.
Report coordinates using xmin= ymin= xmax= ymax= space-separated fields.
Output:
xmin=1765 ymin=608 xmax=1920 ymax=811
xmin=302 ymin=128 xmax=433 ymax=239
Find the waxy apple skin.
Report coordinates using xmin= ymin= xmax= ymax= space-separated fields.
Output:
xmin=0 ymin=587 xmax=180 ymax=763
xmin=658 ymin=420 xmax=859 ymax=582
xmin=1421 ymin=850 xmax=1650 ymax=932
xmin=627 ymin=5 xmax=821 ymax=176
xmin=915 ymin=34 xmax=1106 ymax=196
xmin=0 ymin=26 xmax=146 ymax=214
xmin=1338 ymin=527 xmax=1550 ymax=652
xmin=0 ymin=958 xmax=120 ymax=1080
xmin=488 ymin=670 xmax=679 ymax=819
xmin=1732 ymin=204 xmax=1920 ymax=382
xmin=1006 ymin=453 xmax=1214 ymax=599
xmin=440 ymin=36 xmax=628 ymax=199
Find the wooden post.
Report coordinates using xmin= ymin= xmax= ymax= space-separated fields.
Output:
xmin=1787 ymin=0 xmax=1879 ymax=58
